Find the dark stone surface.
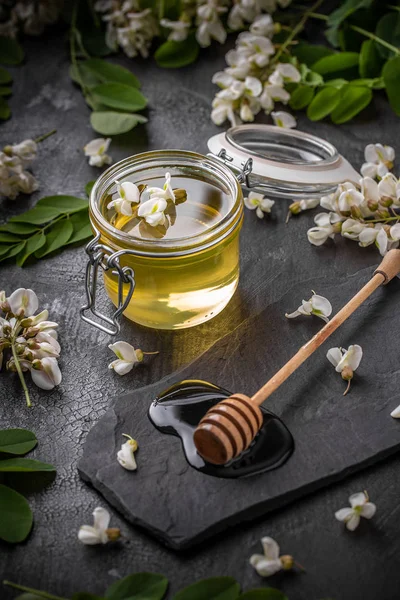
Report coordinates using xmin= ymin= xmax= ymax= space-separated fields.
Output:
xmin=1 ymin=26 xmax=400 ymax=600
xmin=79 ymin=269 xmax=400 ymax=549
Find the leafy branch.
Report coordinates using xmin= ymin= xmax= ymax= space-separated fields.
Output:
xmin=3 ymin=575 xmax=288 ymax=600
xmin=0 ymin=429 xmax=56 ymax=544
xmin=0 ymin=194 xmax=92 ymax=267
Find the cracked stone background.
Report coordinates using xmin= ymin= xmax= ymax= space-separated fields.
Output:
xmin=1 ymin=22 xmax=400 ymax=600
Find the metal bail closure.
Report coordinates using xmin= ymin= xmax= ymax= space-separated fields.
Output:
xmin=80 ymin=228 xmax=136 ymax=335
xmin=211 ymin=148 xmax=254 ymax=188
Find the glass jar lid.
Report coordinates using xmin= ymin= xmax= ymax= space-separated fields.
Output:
xmin=207 ymin=124 xmax=360 ymax=200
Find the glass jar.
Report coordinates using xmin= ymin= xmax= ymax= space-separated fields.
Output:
xmin=81 ymin=150 xmax=243 ymax=333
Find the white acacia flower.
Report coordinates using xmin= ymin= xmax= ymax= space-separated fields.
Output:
xmin=244 ymin=192 xmax=274 ymax=218
xmin=269 ymin=63 xmax=301 ymax=85
xmin=107 ymin=179 xmax=140 ymax=215
xmin=327 ymin=344 xmax=363 ymax=395
xmin=378 ymin=173 xmax=398 ymax=202
xmin=260 ymin=84 xmax=290 ymax=113
xmin=30 ymin=357 xmax=62 ymax=390
xmin=108 ymin=341 xmax=143 ymax=375
xmin=225 ymin=49 xmax=251 ymax=79
xmin=160 ymin=18 xmax=190 ymax=42
xmin=6 ymin=139 xmax=38 ymax=166
xmin=250 ymin=537 xmax=295 ymax=577
xmin=17 ymin=171 xmax=39 ymax=195
xmin=341 ymin=218 xmax=365 ymax=240
xmin=271 ymin=111 xmax=297 ymax=128
xmin=117 ymin=434 xmax=138 ymax=470
xmin=78 ymin=507 xmax=120 ymax=545
xmin=33 ymin=334 xmax=61 ymax=359
xmin=138 ymin=197 xmax=167 ymax=226
xmin=211 ymin=96 xmax=238 ymax=127
xmin=237 ymin=32 xmax=275 ymax=68
xmin=320 ymin=182 xmax=355 ymax=213
xmin=361 ymin=143 xmax=395 ymax=179
xmin=250 ymin=14 xmax=274 ymax=36
xmin=8 ymin=288 xmax=39 ymax=317
xmin=338 ymin=188 xmax=364 ymax=214
xmin=196 ymin=0 xmax=227 ymax=47
xmin=371 ymin=223 xmax=400 ymax=256
xmin=390 ymin=404 xmax=400 ymax=418
xmin=147 ymin=172 xmax=175 ymax=203
xmin=335 ymin=492 xmax=376 ymax=531
xmin=84 ymin=138 xmax=112 ymax=168
xmin=285 ymin=291 xmax=332 ymax=323
xmin=307 ymin=212 xmax=342 ymax=246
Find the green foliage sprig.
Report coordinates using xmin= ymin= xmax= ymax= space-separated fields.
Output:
xmin=0 ymin=35 xmax=24 ymax=120
xmin=0 ymin=428 xmax=56 ymax=543
xmin=3 ymin=575 xmax=288 ymax=600
xmin=0 ymin=193 xmax=92 ymax=267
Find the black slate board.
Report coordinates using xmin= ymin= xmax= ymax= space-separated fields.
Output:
xmin=79 ymin=266 xmax=400 ymax=549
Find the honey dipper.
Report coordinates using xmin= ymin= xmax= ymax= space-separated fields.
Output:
xmin=193 ymin=249 xmax=400 ymax=465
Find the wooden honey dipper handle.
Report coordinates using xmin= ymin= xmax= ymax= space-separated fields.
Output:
xmin=252 ymin=248 xmax=400 ymax=406
xmin=193 ymin=250 xmax=400 ymax=465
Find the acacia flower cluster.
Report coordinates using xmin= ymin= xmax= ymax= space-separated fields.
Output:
xmin=107 ymin=172 xmax=187 ymax=229
xmin=211 ymin=12 xmax=299 ymax=128
xmin=0 ymin=288 xmax=61 ymax=407
xmin=0 ymin=139 xmax=39 ymax=200
xmin=0 ymin=0 xmax=62 ymax=37
xmin=306 ymin=145 xmax=400 ymax=256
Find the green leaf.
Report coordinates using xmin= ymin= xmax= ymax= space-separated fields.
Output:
xmin=289 ymin=85 xmax=315 ymax=110
xmin=0 ymin=65 xmax=12 ymax=83
xmin=70 ymin=63 xmax=100 ymax=89
xmin=66 ymin=212 xmax=92 ymax=245
xmin=324 ymin=78 xmax=348 ymax=89
xmin=82 ymin=59 xmax=140 ymax=88
xmin=105 ymin=573 xmax=168 ymax=600
xmin=0 ymin=86 xmax=12 ymax=96
xmin=383 ymin=56 xmax=400 ymax=116
xmin=35 ymin=219 xmax=73 ymax=258
xmin=0 ymin=242 xmax=25 ymax=263
xmin=238 ymin=590 xmax=288 ymax=600
xmin=9 ymin=206 xmax=61 ymax=225
xmin=292 ymin=43 xmax=334 ymax=67
xmin=312 ymin=52 xmax=360 ymax=76
xmin=0 ymin=231 xmax=23 ymax=242
xmin=0 ymin=35 xmax=24 ymax=65
xmin=359 ymin=40 xmax=383 ymax=78
xmin=0 ymin=96 xmax=10 ymax=119
xmin=91 ymin=82 xmax=147 ymax=111
xmin=376 ymin=12 xmax=400 ymax=59
xmin=331 ymin=84 xmax=372 ymax=123
xmin=0 ymin=429 xmax=37 ymax=455
xmin=37 ymin=195 xmax=89 ymax=214
xmin=85 ymin=181 xmax=95 ymax=197
xmin=16 ymin=232 xmax=46 ymax=266
xmin=173 ymin=577 xmax=240 ymax=600
xmin=307 ymin=87 xmax=341 ymax=120
xmin=0 ymin=484 xmax=32 ymax=542
xmin=155 ymin=35 xmax=199 ymax=68
xmin=91 ymin=111 xmax=147 ymax=135
xmin=0 ymin=458 xmax=56 ymax=472
xmin=325 ymin=0 xmax=375 ymax=47
xmin=0 ymin=222 xmax=39 ymax=235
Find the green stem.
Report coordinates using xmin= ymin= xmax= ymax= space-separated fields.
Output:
xmin=69 ymin=2 xmax=91 ymax=98
xmin=272 ymin=0 xmax=325 ymax=64
xmin=366 ymin=216 xmax=400 ymax=223
xmin=34 ymin=129 xmax=57 ymax=144
xmin=350 ymin=25 xmax=400 ymax=55
xmin=388 ymin=4 xmax=400 ymax=12
xmin=3 ymin=580 xmax=67 ymax=600
xmin=11 ymin=337 xmax=31 ymax=408
xmin=307 ymin=11 xmax=328 ymax=20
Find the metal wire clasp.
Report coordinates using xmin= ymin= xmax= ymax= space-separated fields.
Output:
xmin=80 ymin=228 xmax=136 ymax=335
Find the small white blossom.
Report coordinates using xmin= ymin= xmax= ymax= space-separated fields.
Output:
xmin=269 ymin=63 xmax=301 ymax=85
xmin=237 ymin=32 xmax=275 ymax=68
xmin=327 ymin=344 xmax=363 ymax=395
xmin=7 ymin=288 xmax=39 ymax=317
xmin=378 ymin=172 xmax=398 ymax=202
xmin=30 ymin=357 xmax=62 ymax=390
xmin=147 ymin=172 xmax=175 ymax=203
xmin=160 ymin=18 xmax=190 ymax=42
xmin=244 ymin=191 xmax=274 ymax=218
xmin=250 ymin=537 xmax=282 ymax=577
xmin=6 ymin=139 xmax=38 ymax=166
xmin=390 ymin=404 xmax=400 ymax=419
xmin=108 ymin=341 xmax=143 ymax=376
xmin=137 ymin=197 xmax=168 ymax=226
xmin=361 ymin=143 xmax=395 ymax=179
xmin=196 ymin=0 xmax=227 ymax=47
xmin=84 ymin=138 xmax=112 ymax=168
xmin=117 ymin=434 xmax=138 ymax=470
xmin=338 ymin=188 xmax=364 ymax=214
xmin=271 ymin=111 xmax=297 ymax=128
xmin=341 ymin=218 xmax=365 ymax=240
xmin=335 ymin=492 xmax=376 ymax=531
xmin=107 ymin=179 xmax=140 ymax=216
xmin=307 ymin=212 xmax=342 ymax=246
xmin=285 ymin=291 xmax=332 ymax=323
xmin=250 ymin=14 xmax=275 ymax=36
xmin=78 ymin=507 xmax=120 ymax=545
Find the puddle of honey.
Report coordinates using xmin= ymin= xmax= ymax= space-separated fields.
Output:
xmin=148 ymin=380 xmax=294 ymax=479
